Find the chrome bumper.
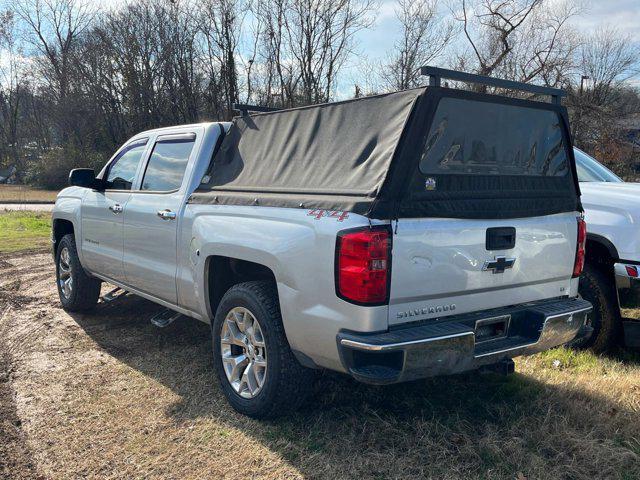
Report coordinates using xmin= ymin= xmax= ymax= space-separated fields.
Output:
xmin=614 ymin=262 xmax=640 ymax=348
xmin=614 ymin=262 xmax=640 ymax=303
xmin=337 ymin=298 xmax=592 ymax=384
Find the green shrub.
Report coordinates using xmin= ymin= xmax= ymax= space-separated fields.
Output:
xmin=25 ymin=145 xmax=107 ymax=190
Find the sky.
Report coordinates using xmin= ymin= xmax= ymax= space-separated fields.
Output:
xmin=570 ymin=0 xmax=640 ymax=41
xmin=338 ymin=0 xmax=640 ymax=95
xmin=357 ymin=0 xmax=640 ymax=56
xmin=2 ymin=0 xmax=638 ymax=94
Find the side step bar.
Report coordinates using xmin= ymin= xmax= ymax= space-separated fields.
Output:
xmin=100 ymin=287 xmax=127 ymax=303
xmin=150 ymin=309 xmax=183 ymax=328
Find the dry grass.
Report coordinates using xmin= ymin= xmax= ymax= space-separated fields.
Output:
xmin=0 ymin=252 xmax=639 ymax=480
xmin=0 ymin=185 xmax=58 ymax=203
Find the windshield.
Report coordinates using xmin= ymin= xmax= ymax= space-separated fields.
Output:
xmin=574 ymin=148 xmax=622 ymax=183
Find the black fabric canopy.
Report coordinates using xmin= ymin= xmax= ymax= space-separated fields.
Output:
xmin=191 ymin=89 xmax=422 ymax=214
xmin=191 ymin=87 xmax=582 ymax=219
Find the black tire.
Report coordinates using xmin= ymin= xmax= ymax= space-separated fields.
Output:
xmin=211 ymin=281 xmax=314 ymax=418
xmin=55 ymin=234 xmax=101 ymax=312
xmin=574 ymin=263 xmax=621 ymax=353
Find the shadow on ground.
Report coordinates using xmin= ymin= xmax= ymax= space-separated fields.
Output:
xmin=71 ymin=294 xmax=640 ymax=479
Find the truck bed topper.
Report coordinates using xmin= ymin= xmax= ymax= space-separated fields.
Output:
xmin=191 ymin=67 xmax=582 ymax=220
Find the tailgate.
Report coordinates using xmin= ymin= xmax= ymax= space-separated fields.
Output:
xmin=389 ymin=212 xmax=578 ymax=325
xmin=387 ymin=92 xmax=581 ymax=326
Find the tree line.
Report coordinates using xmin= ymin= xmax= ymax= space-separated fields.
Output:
xmin=0 ymin=0 xmax=638 ymax=188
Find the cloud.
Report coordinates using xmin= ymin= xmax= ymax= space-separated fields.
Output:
xmin=569 ymin=0 xmax=640 ymax=40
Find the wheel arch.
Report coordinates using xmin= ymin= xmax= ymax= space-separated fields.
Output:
xmin=583 ymin=233 xmax=622 ymax=325
xmin=52 ymin=218 xmax=75 ymax=255
xmin=53 ymin=218 xmax=75 ymax=240
xmin=586 ymin=233 xmax=619 ymax=262
xmin=205 ymin=255 xmax=278 ymax=322
xmin=585 ymin=233 xmax=619 ymax=278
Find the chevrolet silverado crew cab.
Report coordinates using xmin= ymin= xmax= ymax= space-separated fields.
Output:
xmin=52 ymin=67 xmax=592 ymax=418
xmin=572 ymin=148 xmax=640 ymax=351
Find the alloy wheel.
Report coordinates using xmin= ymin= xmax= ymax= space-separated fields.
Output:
xmin=220 ymin=306 xmax=267 ymax=398
xmin=58 ymin=247 xmax=73 ymax=299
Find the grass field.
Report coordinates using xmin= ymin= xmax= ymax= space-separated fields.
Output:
xmin=0 ymin=217 xmax=639 ymax=479
xmin=0 ymin=184 xmax=58 ymax=203
xmin=0 ymin=211 xmax=51 ymax=253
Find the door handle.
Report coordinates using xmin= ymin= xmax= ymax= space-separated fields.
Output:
xmin=109 ymin=203 xmax=123 ymax=214
xmin=157 ymin=209 xmax=177 ymax=221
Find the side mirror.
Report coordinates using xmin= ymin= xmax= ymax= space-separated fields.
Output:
xmin=69 ymin=168 xmax=100 ymax=189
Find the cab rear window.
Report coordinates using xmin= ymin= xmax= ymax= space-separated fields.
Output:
xmin=419 ymin=97 xmax=568 ymax=177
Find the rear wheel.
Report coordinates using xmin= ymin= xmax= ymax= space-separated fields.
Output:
xmin=55 ymin=234 xmax=101 ymax=312
xmin=574 ymin=263 xmax=621 ymax=353
xmin=211 ymin=281 xmax=314 ymax=418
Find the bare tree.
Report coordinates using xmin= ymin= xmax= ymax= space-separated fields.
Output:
xmin=200 ymin=0 xmax=244 ymax=118
xmin=579 ymin=26 xmax=640 ymax=106
xmin=15 ymin=0 xmax=96 ymax=141
xmin=453 ymin=0 xmax=580 ymax=89
xmin=95 ymin=2 xmax=163 ymax=132
xmin=570 ymin=26 xmax=640 ymax=164
xmin=253 ymin=0 xmax=376 ymax=106
xmin=381 ymin=0 xmax=456 ymax=91
xmin=0 ymin=9 xmax=24 ymax=170
xmin=157 ymin=0 xmax=202 ymax=123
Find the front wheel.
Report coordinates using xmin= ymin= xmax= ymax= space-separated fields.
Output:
xmin=211 ymin=281 xmax=314 ymax=418
xmin=55 ymin=234 xmax=101 ymax=312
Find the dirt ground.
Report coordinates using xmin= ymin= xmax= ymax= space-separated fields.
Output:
xmin=1 ymin=250 xmax=639 ymax=480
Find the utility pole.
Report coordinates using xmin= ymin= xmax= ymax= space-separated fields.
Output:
xmin=574 ymin=75 xmax=590 ymax=143
xmin=580 ymin=75 xmax=589 ymax=95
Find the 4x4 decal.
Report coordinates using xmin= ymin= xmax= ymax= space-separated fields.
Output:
xmin=307 ymin=209 xmax=349 ymax=222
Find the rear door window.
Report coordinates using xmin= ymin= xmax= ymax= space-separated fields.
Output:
xmin=419 ymin=98 xmax=568 ymax=177
xmin=140 ymin=136 xmax=195 ymax=192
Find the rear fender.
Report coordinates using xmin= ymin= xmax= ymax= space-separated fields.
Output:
xmin=189 ymin=209 xmax=389 ymax=372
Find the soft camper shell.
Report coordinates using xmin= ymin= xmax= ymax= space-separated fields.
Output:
xmin=191 ymin=68 xmax=582 ymax=220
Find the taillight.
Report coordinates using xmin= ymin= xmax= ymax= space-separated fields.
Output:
xmin=336 ymin=226 xmax=391 ymax=305
xmin=573 ymin=217 xmax=587 ymax=277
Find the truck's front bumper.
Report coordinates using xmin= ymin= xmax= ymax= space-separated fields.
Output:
xmin=337 ymin=297 xmax=592 ymax=384
xmin=614 ymin=262 xmax=640 ymax=304
xmin=614 ymin=262 xmax=640 ymax=348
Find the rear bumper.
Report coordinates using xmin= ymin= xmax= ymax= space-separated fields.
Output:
xmin=337 ymin=297 xmax=592 ymax=384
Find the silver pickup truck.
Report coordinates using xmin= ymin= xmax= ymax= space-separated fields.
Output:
xmin=52 ymin=68 xmax=592 ymax=418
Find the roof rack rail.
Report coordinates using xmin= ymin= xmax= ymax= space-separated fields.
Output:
xmin=420 ymin=66 xmax=566 ymax=105
xmin=233 ymin=103 xmax=282 ymax=116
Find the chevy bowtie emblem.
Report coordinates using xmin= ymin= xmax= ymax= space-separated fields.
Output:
xmin=483 ymin=256 xmax=516 ymax=274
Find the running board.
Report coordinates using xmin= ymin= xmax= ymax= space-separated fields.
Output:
xmin=100 ymin=287 xmax=127 ymax=303
xmin=150 ymin=309 xmax=183 ymax=328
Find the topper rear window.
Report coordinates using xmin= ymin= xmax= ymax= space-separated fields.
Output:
xmin=419 ymin=97 xmax=568 ymax=177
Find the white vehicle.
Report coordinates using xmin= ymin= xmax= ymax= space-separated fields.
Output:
xmin=51 ymin=68 xmax=592 ymax=418
xmin=574 ymin=148 xmax=640 ymax=351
